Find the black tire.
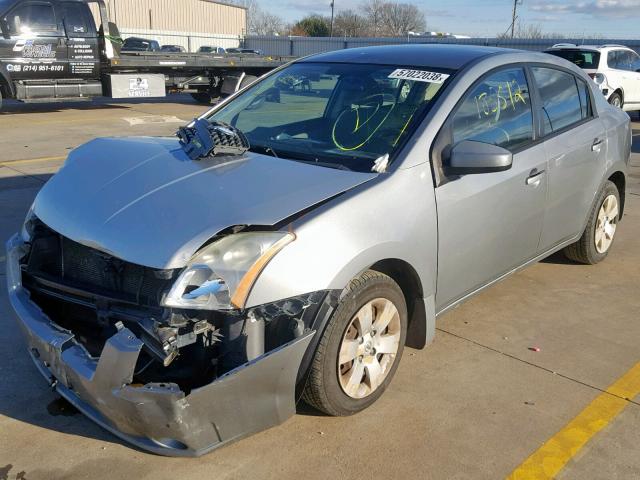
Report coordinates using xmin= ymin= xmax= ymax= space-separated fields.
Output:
xmin=608 ymin=92 xmax=623 ymax=109
xmin=302 ymin=270 xmax=407 ymax=416
xmin=190 ymin=92 xmax=214 ymax=104
xmin=564 ymin=180 xmax=621 ymax=264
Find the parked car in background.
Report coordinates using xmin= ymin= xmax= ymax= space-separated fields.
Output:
xmin=7 ymin=44 xmax=630 ymax=457
xmin=121 ymin=37 xmax=161 ymax=53
xmin=226 ymin=48 xmax=263 ymax=55
xmin=545 ymin=44 xmax=640 ymax=111
xmin=161 ymin=45 xmax=186 ymax=53
xmin=198 ymin=46 xmax=226 ymax=54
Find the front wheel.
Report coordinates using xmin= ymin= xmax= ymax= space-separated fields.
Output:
xmin=302 ymin=270 xmax=407 ymax=416
xmin=564 ymin=180 xmax=620 ymax=264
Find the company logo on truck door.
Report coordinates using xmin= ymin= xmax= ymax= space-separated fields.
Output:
xmin=13 ymin=40 xmax=56 ymax=58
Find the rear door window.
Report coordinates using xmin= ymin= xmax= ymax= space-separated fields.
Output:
xmin=450 ymin=67 xmax=534 ymax=151
xmin=531 ymin=67 xmax=583 ymax=135
xmin=608 ymin=50 xmax=636 ymax=71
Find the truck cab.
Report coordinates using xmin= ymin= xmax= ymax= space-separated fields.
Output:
xmin=0 ymin=0 xmax=106 ymax=102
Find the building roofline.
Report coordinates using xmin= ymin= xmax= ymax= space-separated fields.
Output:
xmin=201 ymin=0 xmax=247 ymax=10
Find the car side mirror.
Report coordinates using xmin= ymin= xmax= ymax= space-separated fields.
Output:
xmin=446 ymin=140 xmax=513 ymax=175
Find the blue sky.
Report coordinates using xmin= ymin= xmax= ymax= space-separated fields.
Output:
xmin=272 ymin=0 xmax=640 ymax=38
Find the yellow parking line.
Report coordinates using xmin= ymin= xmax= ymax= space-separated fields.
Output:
xmin=507 ymin=362 xmax=640 ymax=479
xmin=0 ymin=155 xmax=66 ymax=166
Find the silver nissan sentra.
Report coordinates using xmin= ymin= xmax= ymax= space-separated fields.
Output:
xmin=6 ymin=45 xmax=631 ymax=456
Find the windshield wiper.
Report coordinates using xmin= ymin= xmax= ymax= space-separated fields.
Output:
xmin=290 ymin=158 xmax=353 ymax=171
xmin=251 ymin=143 xmax=352 ymax=171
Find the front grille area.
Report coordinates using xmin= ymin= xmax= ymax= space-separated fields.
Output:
xmin=23 ymin=221 xmax=179 ymax=307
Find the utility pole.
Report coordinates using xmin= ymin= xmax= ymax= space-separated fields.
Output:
xmin=510 ymin=0 xmax=522 ymax=38
xmin=330 ymin=0 xmax=335 ymax=37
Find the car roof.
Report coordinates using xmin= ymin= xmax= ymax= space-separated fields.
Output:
xmin=298 ymin=44 xmax=513 ymax=70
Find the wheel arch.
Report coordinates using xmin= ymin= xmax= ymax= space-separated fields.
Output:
xmin=608 ymin=170 xmax=626 ymax=217
xmin=0 ymin=71 xmax=13 ymax=98
xmin=369 ymin=258 xmax=432 ymax=350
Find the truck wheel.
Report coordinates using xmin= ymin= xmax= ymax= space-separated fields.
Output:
xmin=303 ymin=270 xmax=407 ymax=416
xmin=564 ymin=180 xmax=620 ymax=264
xmin=190 ymin=92 xmax=215 ymax=104
xmin=608 ymin=92 xmax=623 ymax=109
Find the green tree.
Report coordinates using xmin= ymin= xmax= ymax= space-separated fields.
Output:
xmin=293 ymin=15 xmax=331 ymax=37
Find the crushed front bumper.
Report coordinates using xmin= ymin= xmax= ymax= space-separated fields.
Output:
xmin=5 ymin=234 xmax=314 ymax=457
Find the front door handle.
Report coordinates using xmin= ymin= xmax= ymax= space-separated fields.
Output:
xmin=592 ymin=138 xmax=604 ymax=152
xmin=526 ymin=168 xmax=545 ymax=187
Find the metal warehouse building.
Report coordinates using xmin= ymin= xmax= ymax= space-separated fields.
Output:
xmin=98 ymin=0 xmax=247 ymax=51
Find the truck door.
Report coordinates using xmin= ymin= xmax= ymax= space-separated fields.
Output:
xmin=59 ymin=1 xmax=99 ymax=79
xmin=1 ymin=1 xmax=67 ymax=79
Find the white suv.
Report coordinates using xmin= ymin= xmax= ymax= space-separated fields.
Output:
xmin=545 ymin=44 xmax=640 ymax=111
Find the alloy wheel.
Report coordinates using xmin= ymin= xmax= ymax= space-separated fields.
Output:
xmin=338 ymin=298 xmax=402 ymax=399
xmin=595 ymin=194 xmax=619 ymax=253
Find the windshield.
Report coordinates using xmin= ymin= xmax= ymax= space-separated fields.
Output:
xmin=207 ymin=62 xmax=451 ymax=171
xmin=548 ymin=50 xmax=601 ymax=69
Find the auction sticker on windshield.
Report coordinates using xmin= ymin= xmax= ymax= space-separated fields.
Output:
xmin=388 ymin=69 xmax=450 ymax=84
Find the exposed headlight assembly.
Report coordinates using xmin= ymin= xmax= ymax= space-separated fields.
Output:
xmin=21 ymin=204 xmax=37 ymax=242
xmin=163 ymin=232 xmax=295 ymax=310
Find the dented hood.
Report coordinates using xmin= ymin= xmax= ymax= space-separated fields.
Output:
xmin=34 ymin=137 xmax=377 ymax=269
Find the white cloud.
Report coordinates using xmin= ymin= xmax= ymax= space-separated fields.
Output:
xmin=530 ymin=0 xmax=640 ymax=18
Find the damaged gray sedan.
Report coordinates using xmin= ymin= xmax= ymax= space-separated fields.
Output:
xmin=6 ymin=45 xmax=631 ymax=456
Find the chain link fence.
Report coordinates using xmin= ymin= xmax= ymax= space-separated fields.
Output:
xmin=244 ymin=35 xmax=640 ymax=57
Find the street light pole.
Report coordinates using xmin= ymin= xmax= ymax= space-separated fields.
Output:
xmin=510 ymin=0 xmax=522 ymax=38
xmin=330 ymin=0 xmax=335 ymax=37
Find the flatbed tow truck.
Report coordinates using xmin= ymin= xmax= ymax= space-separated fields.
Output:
xmin=0 ymin=0 xmax=291 ymax=110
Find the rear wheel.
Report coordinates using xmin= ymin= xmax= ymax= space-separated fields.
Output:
xmin=564 ymin=180 xmax=620 ymax=264
xmin=302 ymin=270 xmax=407 ymax=416
xmin=608 ymin=92 xmax=623 ymax=109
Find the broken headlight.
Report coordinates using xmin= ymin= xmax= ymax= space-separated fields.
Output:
xmin=21 ymin=204 xmax=37 ymax=242
xmin=163 ymin=232 xmax=295 ymax=310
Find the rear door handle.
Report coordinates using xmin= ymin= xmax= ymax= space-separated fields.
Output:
xmin=592 ymin=138 xmax=604 ymax=152
xmin=526 ymin=168 xmax=545 ymax=187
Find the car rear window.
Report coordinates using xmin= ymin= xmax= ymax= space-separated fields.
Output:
xmin=547 ymin=50 xmax=600 ymax=69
